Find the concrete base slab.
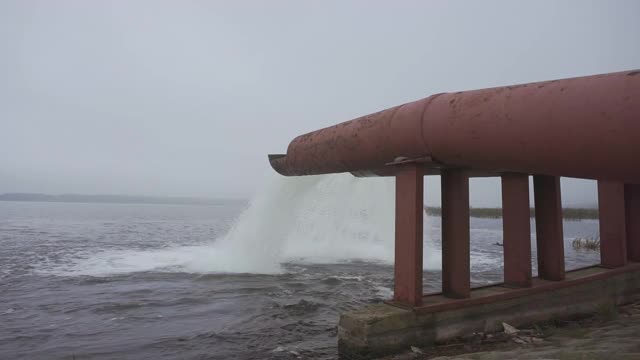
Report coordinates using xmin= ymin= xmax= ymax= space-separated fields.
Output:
xmin=338 ymin=264 xmax=640 ymax=359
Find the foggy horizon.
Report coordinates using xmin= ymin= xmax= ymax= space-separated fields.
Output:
xmin=2 ymin=1 xmax=639 ymax=206
xmin=0 ymin=179 xmax=602 ymax=208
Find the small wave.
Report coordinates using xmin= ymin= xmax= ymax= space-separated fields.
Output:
xmin=35 ymin=244 xmax=284 ymax=277
xmin=282 ymin=299 xmax=323 ymax=315
xmin=94 ymin=302 xmax=147 ymax=313
xmin=1 ymin=308 xmax=16 ymax=316
xmin=330 ymin=275 xmax=364 ymax=281
xmin=373 ymin=286 xmax=393 ymax=298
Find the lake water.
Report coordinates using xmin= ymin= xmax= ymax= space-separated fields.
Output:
xmin=0 ymin=175 xmax=601 ymax=359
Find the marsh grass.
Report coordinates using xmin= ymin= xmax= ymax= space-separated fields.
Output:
xmin=571 ymin=236 xmax=600 ymax=251
xmin=424 ymin=207 xmax=599 ymax=220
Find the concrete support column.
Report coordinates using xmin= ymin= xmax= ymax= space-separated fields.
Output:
xmin=394 ymin=164 xmax=424 ymax=306
xmin=533 ymin=175 xmax=565 ymax=281
xmin=598 ymin=180 xmax=627 ymax=268
xmin=626 ymin=184 xmax=640 ymax=262
xmin=441 ymin=169 xmax=470 ymax=299
xmin=501 ymin=173 xmax=533 ymax=287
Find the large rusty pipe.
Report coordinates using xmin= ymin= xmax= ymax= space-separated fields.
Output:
xmin=269 ymin=70 xmax=640 ymax=183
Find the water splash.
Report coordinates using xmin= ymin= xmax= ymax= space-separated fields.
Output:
xmin=38 ymin=173 xmax=441 ymax=276
xmin=203 ymin=173 xmax=441 ymax=273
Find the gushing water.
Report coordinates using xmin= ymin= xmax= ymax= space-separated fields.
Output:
xmin=40 ymin=174 xmax=441 ymax=276
xmin=216 ymin=174 xmax=399 ymax=273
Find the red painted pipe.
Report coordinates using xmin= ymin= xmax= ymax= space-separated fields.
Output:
xmin=269 ymin=70 xmax=640 ymax=183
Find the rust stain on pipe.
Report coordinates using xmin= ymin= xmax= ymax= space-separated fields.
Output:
xmin=269 ymin=70 xmax=640 ymax=183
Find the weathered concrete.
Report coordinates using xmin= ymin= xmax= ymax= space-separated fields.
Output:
xmin=383 ymin=300 xmax=640 ymax=360
xmin=338 ymin=265 xmax=640 ymax=359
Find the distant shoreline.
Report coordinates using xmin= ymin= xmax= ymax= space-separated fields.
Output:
xmin=0 ymin=193 xmax=598 ymax=219
xmin=424 ymin=206 xmax=598 ymax=220
xmin=0 ymin=193 xmax=246 ymax=206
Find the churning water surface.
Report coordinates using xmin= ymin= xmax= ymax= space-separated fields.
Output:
xmin=0 ymin=174 xmax=600 ymax=359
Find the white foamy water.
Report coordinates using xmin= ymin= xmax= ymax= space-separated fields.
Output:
xmin=38 ymin=173 xmax=443 ymax=276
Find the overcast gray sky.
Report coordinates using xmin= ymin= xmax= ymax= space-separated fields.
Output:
xmin=1 ymin=0 xmax=639 ymax=205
